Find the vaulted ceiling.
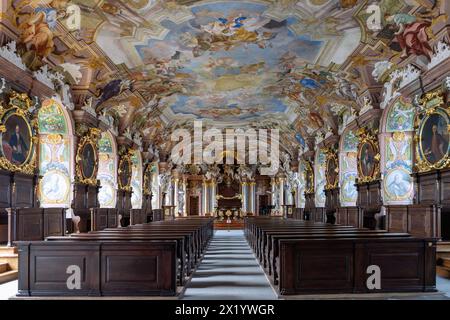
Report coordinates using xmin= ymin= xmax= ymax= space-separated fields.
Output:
xmin=9 ymin=0 xmax=434 ymax=158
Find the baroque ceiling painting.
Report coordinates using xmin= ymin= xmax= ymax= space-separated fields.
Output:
xmin=4 ymin=0 xmax=448 ymax=159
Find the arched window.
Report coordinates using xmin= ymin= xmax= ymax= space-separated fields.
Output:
xmin=314 ymin=148 xmax=326 ymax=207
xmin=150 ymin=162 xmax=160 ymax=209
xmin=97 ymin=131 xmax=117 ymax=208
xmin=339 ymin=129 xmax=359 ymax=206
xmin=381 ymin=98 xmax=415 ymax=204
xmin=131 ymin=150 xmax=143 ymax=209
xmin=297 ymin=160 xmax=306 ymax=208
xmin=38 ymin=98 xmax=73 ymax=207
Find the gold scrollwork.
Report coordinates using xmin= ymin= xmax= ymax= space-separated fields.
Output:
xmin=419 ymin=90 xmax=445 ymax=114
xmin=303 ymin=160 xmax=314 ymax=194
xmin=324 ymin=148 xmax=339 ymax=190
xmin=143 ymin=164 xmax=153 ymax=196
xmin=75 ymin=128 xmax=100 ymax=186
xmin=118 ymin=150 xmax=133 ymax=192
xmin=356 ymin=127 xmax=380 ymax=184
xmin=0 ymin=90 xmax=37 ymax=175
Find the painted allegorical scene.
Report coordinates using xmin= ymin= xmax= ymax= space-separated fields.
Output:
xmin=315 ymin=150 xmax=326 ymax=207
xmin=384 ymin=133 xmax=413 ymax=202
xmin=38 ymin=99 xmax=71 ymax=206
xmin=131 ymin=152 xmax=143 ymax=209
xmin=98 ymin=133 xmax=116 ymax=208
xmin=340 ymin=130 xmax=358 ymax=206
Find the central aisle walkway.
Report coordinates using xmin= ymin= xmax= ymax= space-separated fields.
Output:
xmin=181 ymin=230 xmax=278 ymax=300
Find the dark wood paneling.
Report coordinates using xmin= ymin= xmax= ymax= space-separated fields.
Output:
xmin=387 ymin=205 xmax=440 ymax=238
xmin=91 ymin=208 xmax=108 ymax=231
xmin=107 ymin=209 xmax=118 ymax=228
xmin=7 ymin=208 xmax=66 ymax=245
xmin=18 ymin=241 xmax=177 ymax=296
xmin=44 ymin=208 xmax=66 ymax=237
xmin=279 ymin=238 xmax=436 ymax=295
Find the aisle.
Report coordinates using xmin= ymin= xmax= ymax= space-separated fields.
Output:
xmin=181 ymin=230 xmax=278 ymax=300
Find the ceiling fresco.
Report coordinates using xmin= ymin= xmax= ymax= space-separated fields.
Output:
xmin=5 ymin=0 xmax=447 ymax=158
xmin=93 ymin=0 xmax=361 ymax=126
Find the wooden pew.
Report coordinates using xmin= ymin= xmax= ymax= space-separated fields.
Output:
xmin=245 ymin=217 xmax=437 ymax=295
xmin=17 ymin=240 xmax=178 ymax=297
xmin=17 ymin=218 xmax=214 ymax=297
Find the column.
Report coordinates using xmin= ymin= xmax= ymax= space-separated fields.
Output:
xmin=181 ymin=177 xmax=187 ymax=217
xmin=210 ymin=180 xmax=217 ymax=216
xmin=249 ymin=181 xmax=256 ymax=215
xmin=241 ymin=181 xmax=248 ymax=213
xmin=173 ymin=178 xmax=179 ymax=216
xmin=202 ymin=180 xmax=208 ymax=216
xmin=271 ymin=177 xmax=276 ymax=207
xmin=278 ymin=177 xmax=285 ymax=215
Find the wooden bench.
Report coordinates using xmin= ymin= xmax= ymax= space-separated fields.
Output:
xmin=17 ymin=218 xmax=214 ymax=297
xmin=245 ymin=217 xmax=437 ymax=295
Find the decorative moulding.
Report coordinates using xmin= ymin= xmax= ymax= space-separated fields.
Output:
xmin=428 ymin=40 xmax=450 ymax=70
xmin=359 ymin=96 xmax=374 ymax=115
xmin=81 ymin=97 xmax=97 ymax=118
xmin=33 ymin=65 xmax=56 ymax=90
xmin=0 ymin=41 xmax=26 ymax=71
xmin=380 ymin=64 xmax=420 ymax=109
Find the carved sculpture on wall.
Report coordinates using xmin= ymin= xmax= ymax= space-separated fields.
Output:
xmin=356 ymin=127 xmax=381 ymax=184
xmin=415 ymin=89 xmax=450 ymax=172
xmin=0 ymin=90 xmax=38 ymax=175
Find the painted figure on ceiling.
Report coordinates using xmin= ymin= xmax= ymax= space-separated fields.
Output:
xmin=385 ymin=13 xmax=434 ymax=61
xmin=18 ymin=7 xmax=65 ymax=63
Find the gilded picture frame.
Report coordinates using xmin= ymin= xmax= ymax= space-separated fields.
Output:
xmin=414 ymin=90 xmax=450 ymax=172
xmin=75 ymin=128 xmax=101 ymax=186
xmin=0 ymin=91 xmax=37 ymax=175
xmin=304 ymin=160 xmax=314 ymax=194
xmin=356 ymin=128 xmax=380 ymax=184
xmin=325 ymin=149 xmax=339 ymax=190
xmin=118 ymin=152 xmax=132 ymax=192
xmin=143 ymin=163 xmax=153 ymax=196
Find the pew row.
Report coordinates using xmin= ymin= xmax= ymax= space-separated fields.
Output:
xmin=245 ymin=217 xmax=437 ymax=295
xmin=17 ymin=218 xmax=214 ymax=297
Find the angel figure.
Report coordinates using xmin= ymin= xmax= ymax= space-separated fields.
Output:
xmin=18 ymin=6 xmax=66 ymax=66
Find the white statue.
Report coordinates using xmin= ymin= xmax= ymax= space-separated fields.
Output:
xmin=178 ymin=189 xmax=185 ymax=213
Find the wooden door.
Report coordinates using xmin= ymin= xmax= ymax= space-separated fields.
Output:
xmin=189 ymin=196 xmax=199 ymax=216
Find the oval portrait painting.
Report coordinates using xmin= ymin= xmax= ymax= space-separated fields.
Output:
xmin=81 ymin=143 xmax=96 ymax=179
xmin=420 ymin=112 xmax=449 ymax=165
xmin=1 ymin=114 xmax=32 ymax=165
xmin=359 ymin=142 xmax=376 ymax=178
